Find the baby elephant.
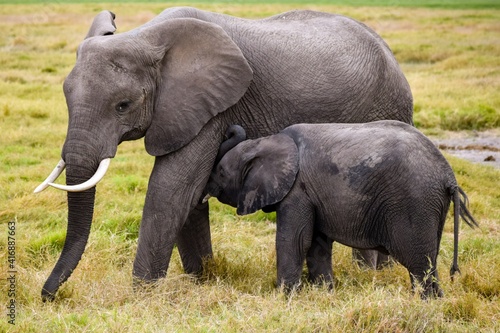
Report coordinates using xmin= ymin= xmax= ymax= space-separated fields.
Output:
xmin=206 ymin=120 xmax=478 ymax=297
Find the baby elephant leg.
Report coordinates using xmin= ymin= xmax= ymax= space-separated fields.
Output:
xmin=395 ymin=231 xmax=443 ymax=298
xmin=306 ymin=230 xmax=334 ymax=289
xmin=409 ymin=265 xmax=443 ymax=299
xmin=275 ymin=199 xmax=315 ymax=292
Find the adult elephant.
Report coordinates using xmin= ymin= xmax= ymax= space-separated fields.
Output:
xmin=35 ymin=7 xmax=413 ymax=301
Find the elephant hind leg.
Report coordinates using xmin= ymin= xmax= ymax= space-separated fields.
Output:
xmin=388 ymin=214 xmax=443 ymax=298
xmin=408 ymin=263 xmax=443 ymax=299
xmin=401 ymin=244 xmax=442 ymax=298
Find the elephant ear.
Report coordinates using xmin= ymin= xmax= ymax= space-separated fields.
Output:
xmin=85 ymin=11 xmax=116 ymax=39
xmin=237 ymin=134 xmax=299 ymax=215
xmin=142 ymin=18 xmax=253 ymax=156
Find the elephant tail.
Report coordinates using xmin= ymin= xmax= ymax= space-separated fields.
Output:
xmin=449 ymin=186 xmax=479 ymax=279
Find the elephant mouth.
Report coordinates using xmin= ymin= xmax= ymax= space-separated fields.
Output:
xmin=34 ymin=158 xmax=111 ymax=193
xmin=203 ymin=181 xmax=222 ymax=203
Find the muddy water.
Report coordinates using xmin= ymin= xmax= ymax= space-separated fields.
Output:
xmin=430 ymin=129 xmax=500 ymax=169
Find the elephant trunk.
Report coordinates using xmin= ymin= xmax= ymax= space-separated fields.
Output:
xmin=41 ymin=161 xmax=97 ymax=301
xmin=214 ymin=124 xmax=246 ymax=165
xmin=203 ymin=124 xmax=246 ymax=203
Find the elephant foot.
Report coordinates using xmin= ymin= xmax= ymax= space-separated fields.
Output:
xmin=421 ymin=280 xmax=444 ymax=299
xmin=132 ymin=275 xmax=161 ymax=294
xmin=415 ymin=285 xmax=444 ymax=300
xmin=409 ymin=269 xmax=444 ymax=300
xmin=276 ymin=278 xmax=302 ymax=294
xmin=307 ymin=273 xmax=335 ymax=291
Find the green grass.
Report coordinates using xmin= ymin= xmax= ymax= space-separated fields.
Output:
xmin=1 ymin=3 xmax=499 ymax=332
xmin=2 ymin=0 xmax=500 ymax=9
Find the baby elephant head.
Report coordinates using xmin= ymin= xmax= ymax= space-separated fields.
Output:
xmin=207 ymin=133 xmax=299 ymax=215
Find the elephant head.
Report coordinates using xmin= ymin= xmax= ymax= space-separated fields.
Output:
xmin=35 ymin=11 xmax=252 ymax=301
xmin=207 ymin=133 xmax=299 ymax=215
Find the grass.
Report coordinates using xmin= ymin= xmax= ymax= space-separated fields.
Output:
xmin=0 ymin=2 xmax=499 ymax=332
xmin=2 ymin=0 xmax=500 ymax=9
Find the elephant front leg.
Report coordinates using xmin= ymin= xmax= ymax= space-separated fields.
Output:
xmin=132 ymin=154 xmax=213 ymax=282
xmin=176 ymin=200 xmax=213 ymax=277
xmin=132 ymin=184 xmax=179 ymax=282
xmin=275 ymin=200 xmax=314 ymax=292
xmin=306 ymin=230 xmax=333 ymax=289
xmin=132 ymin=122 xmax=224 ymax=284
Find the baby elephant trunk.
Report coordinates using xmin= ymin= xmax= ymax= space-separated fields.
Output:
xmin=214 ymin=124 xmax=247 ymax=165
xmin=204 ymin=124 xmax=246 ymax=203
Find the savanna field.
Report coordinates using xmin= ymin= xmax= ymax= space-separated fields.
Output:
xmin=0 ymin=1 xmax=499 ymax=332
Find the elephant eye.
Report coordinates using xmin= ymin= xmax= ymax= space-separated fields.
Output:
xmin=115 ymin=100 xmax=131 ymax=113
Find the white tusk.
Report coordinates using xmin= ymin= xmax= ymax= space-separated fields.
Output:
xmin=202 ymin=193 xmax=211 ymax=203
xmin=34 ymin=159 xmax=66 ymax=193
xmin=47 ymin=158 xmax=111 ymax=192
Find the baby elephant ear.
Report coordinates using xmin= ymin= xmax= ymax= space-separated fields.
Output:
xmin=85 ymin=10 xmax=116 ymax=39
xmin=237 ymin=134 xmax=299 ymax=215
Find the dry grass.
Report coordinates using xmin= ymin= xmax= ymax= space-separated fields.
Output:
xmin=1 ymin=3 xmax=499 ymax=332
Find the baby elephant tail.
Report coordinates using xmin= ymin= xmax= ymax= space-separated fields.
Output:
xmin=450 ymin=186 xmax=479 ymax=279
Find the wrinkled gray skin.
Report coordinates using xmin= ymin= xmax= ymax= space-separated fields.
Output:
xmin=41 ymin=7 xmax=414 ymax=301
xmin=211 ymin=125 xmax=389 ymax=285
xmin=207 ymin=121 xmax=478 ymax=297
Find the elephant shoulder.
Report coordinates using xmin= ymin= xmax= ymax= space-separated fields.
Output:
xmin=148 ymin=7 xmax=215 ymax=25
xmin=281 ymin=124 xmax=341 ymax=159
xmin=157 ymin=7 xmax=200 ymax=18
xmin=264 ymin=10 xmax=336 ymax=22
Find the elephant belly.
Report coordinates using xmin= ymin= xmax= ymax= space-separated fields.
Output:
xmin=315 ymin=210 xmax=384 ymax=251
